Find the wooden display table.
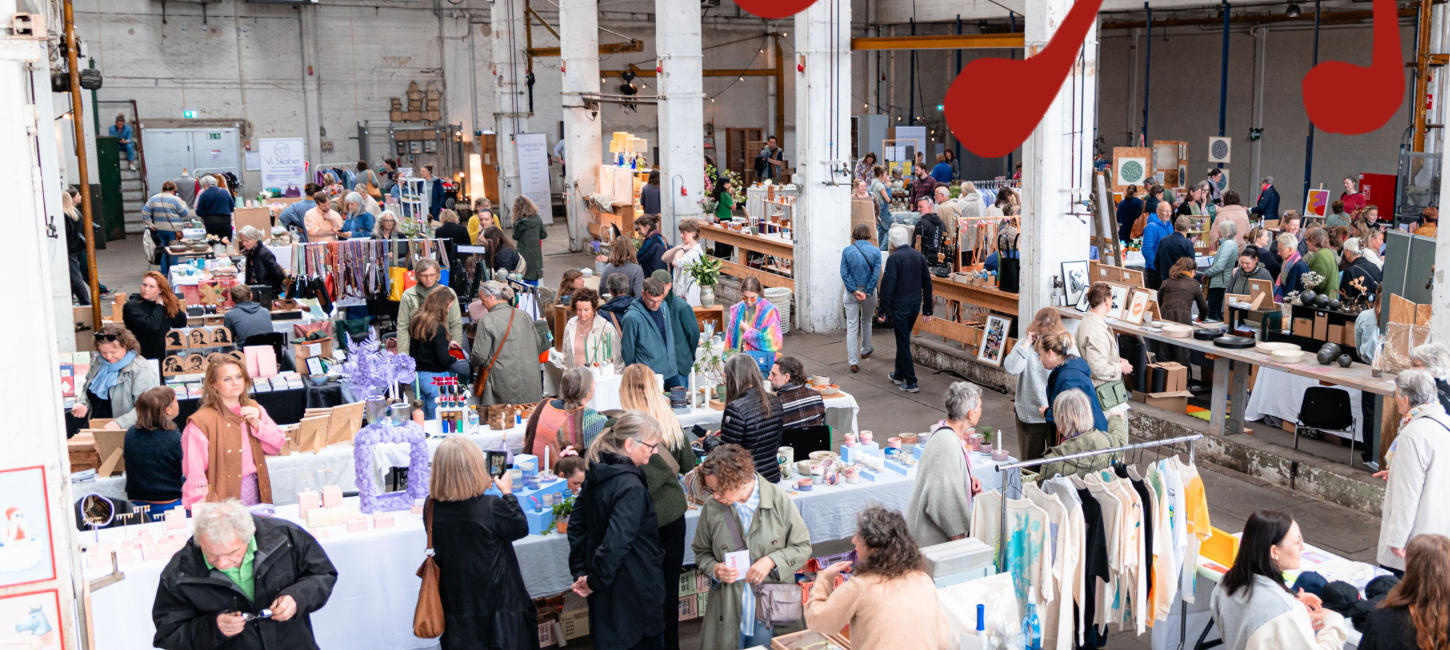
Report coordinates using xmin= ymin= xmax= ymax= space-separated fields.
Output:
xmin=693 ymin=305 xmax=725 ymax=334
xmin=1056 ymin=307 xmax=1398 ymax=449
xmin=698 ymin=223 xmax=795 ymax=290
xmin=932 ymin=275 xmax=1019 ymax=317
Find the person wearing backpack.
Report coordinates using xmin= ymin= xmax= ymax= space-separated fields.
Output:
xmin=840 ymin=223 xmax=881 ymax=373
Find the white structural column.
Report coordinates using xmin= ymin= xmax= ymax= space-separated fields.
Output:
xmin=654 ymin=0 xmax=705 ymax=241
xmin=491 ymin=0 xmax=529 ymax=225
xmin=0 ymin=11 xmax=80 ymax=645
xmin=1019 ymin=4 xmax=1098 ymax=321
xmin=559 ymin=0 xmax=601 ymax=251
xmin=793 ymin=0 xmax=853 ymax=333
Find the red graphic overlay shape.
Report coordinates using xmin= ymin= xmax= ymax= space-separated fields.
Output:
xmin=944 ymin=0 xmax=1104 ymax=157
xmin=734 ymin=0 xmax=820 ymax=20
xmin=1301 ymin=0 xmax=1404 ymax=134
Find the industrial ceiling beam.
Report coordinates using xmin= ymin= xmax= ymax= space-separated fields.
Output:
xmin=529 ymin=40 xmax=643 ymax=57
xmin=1101 ymin=7 xmax=1415 ymax=29
xmin=849 ymin=33 xmax=1024 ymax=50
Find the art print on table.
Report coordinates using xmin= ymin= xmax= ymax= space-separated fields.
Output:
xmin=1124 ymin=289 xmax=1151 ymax=326
xmin=977 ymin=315 xmax=1011 ymax=366
xmin=1106 ymin=284 xmax=1130 ymax=321
xmin=0 ymin=467 xmax=56 ymax=589
xmin=0 ymin=589 xmax=61 ymax=649
xmin=188 ymin=329 xmax=209 ymax=349
xmin=1061 ymin=261 xmax=1090 ymax=307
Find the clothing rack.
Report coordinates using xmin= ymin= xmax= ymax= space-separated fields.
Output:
xmin=285 ymin=238 xmax=453 ymax=305
xmin=993 ymin=432 xmax=1203 ymax=650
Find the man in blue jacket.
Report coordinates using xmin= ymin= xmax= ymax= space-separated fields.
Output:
xmin=621 ymin=278 xmax=679 ymax=386
xmin=840 ymin=223 xmax=882 ymax=373
xmin=1250 ymin=176 xmax=1281 ymax=223
xmin=109 ymin=114 xmax=136 ymax=170
xmin=1140 ymin=202 xmax=1172 ymax=290
xmin=879 ymin=224 xmax=933 ymax=393
xmin=195 ymin=175 xmax=235 ymax=240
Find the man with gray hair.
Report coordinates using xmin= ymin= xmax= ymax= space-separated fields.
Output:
xmin=152 ymin=499 xmax=336 ymax=650
xmin=879 ymin=224 xmax=934 ymax=393
xmin=1377 ymin=368 xmax=1450 ymax=572
xmin=905 ymin=381 xmax=984 ymax=546
xmin=472 ymin=280 xmax=542 ymax=405
xmin=194 ymin=174 xmax=236 ymax=240
xmin=1249 ymin=175 xmax=1280 ymax=224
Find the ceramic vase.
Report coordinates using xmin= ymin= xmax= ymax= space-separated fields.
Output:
xmin=844 ymin=433 xmax=858 ymax=447
xmin=860 ymin=431 xmax=873 ymax=445
xmin=700 ymin=285 xmax=716 ymax=308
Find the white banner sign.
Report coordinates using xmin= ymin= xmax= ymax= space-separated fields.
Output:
xmin=259 ymin=138 xmax=308 ymax=197
xmin=516 ymin=132 xmax=553 ymax=225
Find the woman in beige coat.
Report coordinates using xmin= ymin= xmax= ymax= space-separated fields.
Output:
xmin=1077 ymin=283 xmax=1134 ymax=388
xmin=545 ymin=288 xmax=623 ymax=393
xmin=692 ymin=444 xmax=812 ymax=650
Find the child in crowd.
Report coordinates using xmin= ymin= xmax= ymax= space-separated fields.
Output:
xmin=555 ymin=454 xmax=587 ymax=495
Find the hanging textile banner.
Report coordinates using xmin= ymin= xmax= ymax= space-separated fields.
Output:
xmin=259 ymin=138 xmax=308 ymax=197
xmin=516 ymin=132 xmax=554 ymax=225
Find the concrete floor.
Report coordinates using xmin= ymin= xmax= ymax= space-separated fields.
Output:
xmin=90 ymin=224 xmax=1385 ymax=649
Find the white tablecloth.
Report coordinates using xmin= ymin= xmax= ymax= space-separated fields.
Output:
xmin=1244 ymin=367 xmax=1365 ymax=442
xmin=87 ymin=470 xmax=916 ymax=650
xmin=75 ymin=395 xmax=862 ymax=508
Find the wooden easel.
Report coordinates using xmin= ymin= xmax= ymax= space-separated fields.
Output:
xmin=1094 ymin=172 xmax=1125 ymax=267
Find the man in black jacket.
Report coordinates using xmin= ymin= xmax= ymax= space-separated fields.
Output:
xmin=879 ymin=224 xmax=934 ymax=393
xmin=1155 ymin=216 xmax=1198 ymax=281
xmin=913 ymin=196 xmax=947 ymax=265
xmin=153 ymin=499 xmax=336 ymax=650
xmin=1340 ymin=238 xmax=1383 ymax=302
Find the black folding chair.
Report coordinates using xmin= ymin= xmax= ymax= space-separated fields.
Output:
xmin=1294 ymin=386 xmax=1359 ymax=467
xmin=781 ymin=424 xmax=833 ymax=458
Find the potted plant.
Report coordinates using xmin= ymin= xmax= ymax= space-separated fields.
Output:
xmin=552 ymin=495 xmax=574 ymax=534
xmin=684 ymin=256 xmax=724 ymax=307
xmin=978 ymin=426 xmax=995 ymax=454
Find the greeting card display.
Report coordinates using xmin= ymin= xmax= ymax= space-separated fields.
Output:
xmin=0 ymin=467 xmax=56 ymax=589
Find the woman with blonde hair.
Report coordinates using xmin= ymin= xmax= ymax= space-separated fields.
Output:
xmin=1038 ymin=390 xmax=1128 ymax=480
xmin=524 ymin=367 xmax=606 ymax=466
xmin=468 ymin=196 xmax=495 ymax=244
xmin=1003 ymin=307 xmax=1076 ymax=461
xmin=510 ymin=195 xmax=546 ymax=285
xmin=427 ymin=436 xmax=537 ymax=650
xmin=63 ymin=190 xmax=93 ymax=304
xmin=181 ymin=354 xmax=286 ymax=507
xmin=568 ymin=411 xmax=668 ymax=650
xmin=123 ymin=270 xmax=188 ymax=360
xmin=619 ymin=363 xmax=696 ymax=650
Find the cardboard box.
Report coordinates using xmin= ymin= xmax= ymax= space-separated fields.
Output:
xmin=294 ymin=338 xmax=334 ymax=375
xmin=1345 ymin=325 xmax=1359 ymax=347
xmin=1144 ymin=390 xmax=1193 ymax=414
xmin=1327 ymin=324 xmax=1344 ymax=346
xmin=560 ymin=609 xmax=590 ymax=640
xmin=1293 ymin=318 xmax=1313 ymax=338
xmin=1313 ymin=312 xmax=1329 ymax=340
xmin=1159 ymin=361 xmax=1188 ymax=392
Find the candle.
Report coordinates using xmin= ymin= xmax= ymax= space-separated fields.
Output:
xmin=544 ymin=445 xmax=550 ymax=473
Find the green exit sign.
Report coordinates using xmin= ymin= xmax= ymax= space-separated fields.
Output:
xmin=207 ymin=133 xmax=221 ymax=140
xmin=182 ymin=110 xmax=198 ymax=118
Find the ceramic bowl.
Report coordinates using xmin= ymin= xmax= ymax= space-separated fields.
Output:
xmin=1255 ymin=341 xmax=1299 ymax=355
xmin=809 ymin=375 xmax=831 ymax=387
xmin=1162 ymin=324 xmax=1193 ymax=338
xmin=808 ymin=450 xmax=839 ymax=462
xmin=796 ymin=460 xmax=818 ymax=475
xmin=818 ymin=384 xmax=841 ymax=396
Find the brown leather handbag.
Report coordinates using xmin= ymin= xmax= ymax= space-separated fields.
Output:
xmin=413 ymin=499 xmax=445 ymax=638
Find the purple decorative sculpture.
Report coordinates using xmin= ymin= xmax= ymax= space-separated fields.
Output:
xmin=339 ymin=327 xmax=418 ymax=401
xmin=353 ymin=421 xmax=430 ymax=513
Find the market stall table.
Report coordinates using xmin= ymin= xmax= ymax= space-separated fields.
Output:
xmin=84 ymin=468 xmax=924 ymax=650
xmin=698 ymin=222 xmax=795 ymax=290
xmin=1245 ymin=367 xmax=1366 ymax=442
xmin=1057 ymin=308 xmax=1394 ymax=440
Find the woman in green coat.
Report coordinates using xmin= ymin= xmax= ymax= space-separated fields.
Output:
xmin=692 ymin=444 xmax=812 ymax=650
xmin=1039 ymin=389 xmax=1129 ymax=481
xmin=1304 ymin=227 xmax=1341 ymax=296
xmin=510 ymin=195 xmax=547 ymax=284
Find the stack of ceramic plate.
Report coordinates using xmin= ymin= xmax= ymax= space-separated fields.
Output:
xmin=1162 ymin=324 xmax=1193 ymax=338
xmin=1255 ymin=341 xmax=1299 ymax=355
xmin=1271 ymin=349 xmax=1306 ymax=364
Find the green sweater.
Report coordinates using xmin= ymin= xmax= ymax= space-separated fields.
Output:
xmin=664 ymin=292 xmax=701 ymax=377
xmin=642 ymin=439 xmax=697 ymax=526
xmin=1307 ymin=248 xmax=1340 ymax=295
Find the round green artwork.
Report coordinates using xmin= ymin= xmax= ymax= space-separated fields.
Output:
xmin=1120 ymin=160 xmax=1145 ymax=184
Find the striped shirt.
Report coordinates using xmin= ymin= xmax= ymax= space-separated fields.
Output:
xmin=141 ymin=193 xmax=191 ymax=231
xmin=733 ymin=479 xmax=761 ymax=636
xmin=776 ymin=383 xmax=825 ymax=428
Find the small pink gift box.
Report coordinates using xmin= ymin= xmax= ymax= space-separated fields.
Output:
xmin=298 ymin=489 xmax=321 ymax=519
xmin=373 ymin=512 xmax=395 ymax=529
xmin=321 ymin=485 xmax=344 ymax=508
xmin=164 ymin=508 xmax=187 ymax=531
xmin=346 ymin=516 xmax=368 ymax=533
